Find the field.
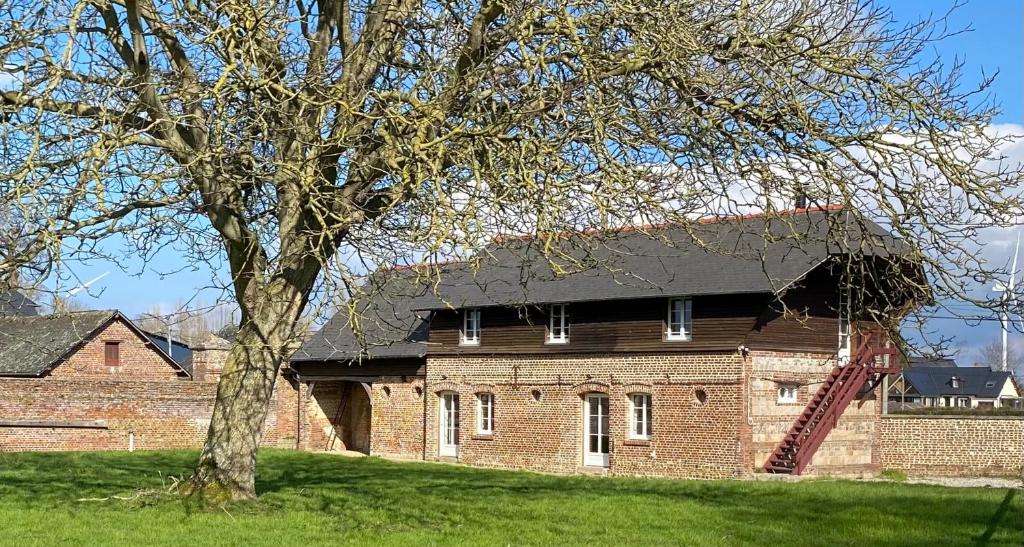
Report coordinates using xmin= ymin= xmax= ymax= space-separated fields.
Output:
xmin=0 ymin=450 xmax=1020 ymax=546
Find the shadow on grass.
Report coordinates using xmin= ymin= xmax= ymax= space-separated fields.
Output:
xmin=975 ymin=489 xmax=1017 ymax=546
xmin=1 ymin=450 xmax=1022 ymax=544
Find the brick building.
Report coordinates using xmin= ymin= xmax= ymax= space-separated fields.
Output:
xmin=0 ymin=309 xmax=190 ymax=380
xmin=289 ymin=208 xmax=922 ymax=478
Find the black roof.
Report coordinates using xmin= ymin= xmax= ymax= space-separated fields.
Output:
xmin=294 ymin=208 xmax=912 ymax=363
xmin=901 ymin=368 xmax=1017 ymax=398
xmin=0 ymin=310 xmax=189 ymax=377
xmin=143 ymin=331 xmax=194 ymax=376
xmin=0 ymin=290 xmax=41 ymax=316
xmin=291 ymin=271 xmax=431 ymax=362
xmin=907 ymin=356 xmax=957 ymax=368
xmin=409 ymin=208 xmax=905 ymax=310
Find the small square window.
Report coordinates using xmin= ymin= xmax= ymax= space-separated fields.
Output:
xmin=460 ymin=309 xmax=481 ymax=346
xmin=777 ymin=384 xmax=798 ymax=404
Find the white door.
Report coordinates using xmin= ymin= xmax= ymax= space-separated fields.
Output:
xmin=439 ymin=392 xmax=460 ymax=457
xmin=584 ymin=393 xmax=609 ymax=467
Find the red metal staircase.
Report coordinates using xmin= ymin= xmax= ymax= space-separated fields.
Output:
xmin=763 ymin=334 xmax=898 ymax=475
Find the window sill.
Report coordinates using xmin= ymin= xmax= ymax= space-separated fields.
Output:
xmin=471 ymin=433 xmax=494 ymax=441
xmin=623 ymin=438 xmax=651 ymax=447
xmin=663 ymin=337 xmax=692 ymax=343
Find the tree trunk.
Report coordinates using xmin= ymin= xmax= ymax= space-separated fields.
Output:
xmin=184 ymin=275 xmax=314 ymax=501
xmin=185 ymin=323 xmax=280 ymax=501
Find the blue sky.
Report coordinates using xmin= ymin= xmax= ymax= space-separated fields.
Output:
xmin=56 ymin=1 xmax=1024 ymax=361
xmin=879 ymin=0 xmax=1022 ymax=124
xmin=878 ymin=0 xmax=1024 ymax=362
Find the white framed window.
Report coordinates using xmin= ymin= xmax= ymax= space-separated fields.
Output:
xmin=460 ymin=308 xmax=481 ymax=346
xmin=628 ymin=393 xmax=652 ymax=440
xmin=838 ymin=290 xmax=851 ymax=363
xmin=777 ymin=384 xmax=799 ymax=404
xmin=666 ymin=297 xmax=692 ymax=341
xmin=547 ymin=304 xmax=569 ymax=344
xmin=476 ymin=393 xmax=494 ymax=434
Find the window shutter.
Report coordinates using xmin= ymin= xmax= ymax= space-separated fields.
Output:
xmin=104 ymin=341 xmax=120 ymax=367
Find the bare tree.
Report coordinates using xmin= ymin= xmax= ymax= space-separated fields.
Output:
xmin=1 ymin=0 xmax=1021 ymax=499
xmin=975 ymin=338 xmax=1024 ymax=376
xmin=136 ymin=300 xmax=236 ymax=345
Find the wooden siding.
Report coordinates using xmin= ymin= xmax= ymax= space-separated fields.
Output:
xmin=291 ymin=358 xmax=426 ymax=378
xmin=427 ymin=295 xmax=769 ymax=355
xmin=744 ymin=268 xmax=841 ymax=352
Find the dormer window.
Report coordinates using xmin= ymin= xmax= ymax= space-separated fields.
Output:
xmin=460 ymin=309 xmax=481 ymax=346
xmin=950 ymin=376 xmax=960 ymax=389
xmin=666 ymin=298 xmax=692 ymax=341
xmin=547 ymin=304 xmax=569 ymax=344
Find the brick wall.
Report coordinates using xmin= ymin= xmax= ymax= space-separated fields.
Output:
xmin=0 ymin=378 xmax=215 ymax=451
xmin=369 ymin=376 xmax=425 ymax=459
xmin=749 ymin=351 xmax=881 ymax=476
xmin=423 ymin=353 xmax=751 ymax=479
xmin=879 ymin=415 xmax=1024 ymax=477
xmin=0 ymin=374 xmax=300 ymax=452
xmin=47 ymin=319 xmax=184 ymax=380
xmin=191 ymin=347 xmax=229 ymax=383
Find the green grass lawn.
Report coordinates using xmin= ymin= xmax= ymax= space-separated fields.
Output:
xmin=0 ymin=450 xmax=1021 ymax=546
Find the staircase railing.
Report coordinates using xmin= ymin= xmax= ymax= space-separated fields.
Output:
xmin=764 ymin=332 xmax=899 ymax=475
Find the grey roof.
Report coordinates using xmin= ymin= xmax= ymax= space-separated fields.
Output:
xmin=907 ymin=356 xmax=957 ymax=368
xmin=0 ymin=310 xmax=117 ymax=376
xmin=410 ymin=209 xmax=907 ymax=310
xmin=292 ymin=272 xmax=432 ymax=362
xmin=901 ymin=368 xmax=1017 ymax=398
xmin=143 ymin=331 xmax=194 ymax=376
xmin=0 ymin=290 xmax=41 ymax=316
xmin=294 ymin=208 xmax=912 ymax=363
xmin=0 ymin=310 xmax=189 ymax=377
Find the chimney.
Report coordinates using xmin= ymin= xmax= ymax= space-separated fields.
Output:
xmin=795 ymin=194 xmax=808 ymax=209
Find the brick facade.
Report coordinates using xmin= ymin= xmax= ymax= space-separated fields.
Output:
xmin=879 ymin=415 xmax=1024 ymax=477
xmin=47 ymin=319 xmax=184 ymax=380
xmin=284 ymin=350 xmax=891 ymax=479
xmin=420 ymin=353 xmax=752 ymax=478
xmin=749 ymin=351 xmax=880 ymax=476
xmin=369 ymin=377 xmax=426 ymax=459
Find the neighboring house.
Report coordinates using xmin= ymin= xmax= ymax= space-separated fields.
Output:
xmin=290 ymin=208 xmax=922 ymax=478
xmin=0 ymin=289 xmax=41 ymax=317
xmin=905 ymin=355 xmax=957 ymax=368
xmin=889 ymin=365 xmax=1021 ymax=409
xmin=0 ymin=310 xmax=190 ymax=380
xmin=142 ymin=330 xmax=194 ymax=377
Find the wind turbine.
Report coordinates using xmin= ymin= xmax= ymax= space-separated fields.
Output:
xmin=993 ymin=236 xmax=1021 ymax=372
xmin=67 ymin=271 xmax=109 ymax=297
